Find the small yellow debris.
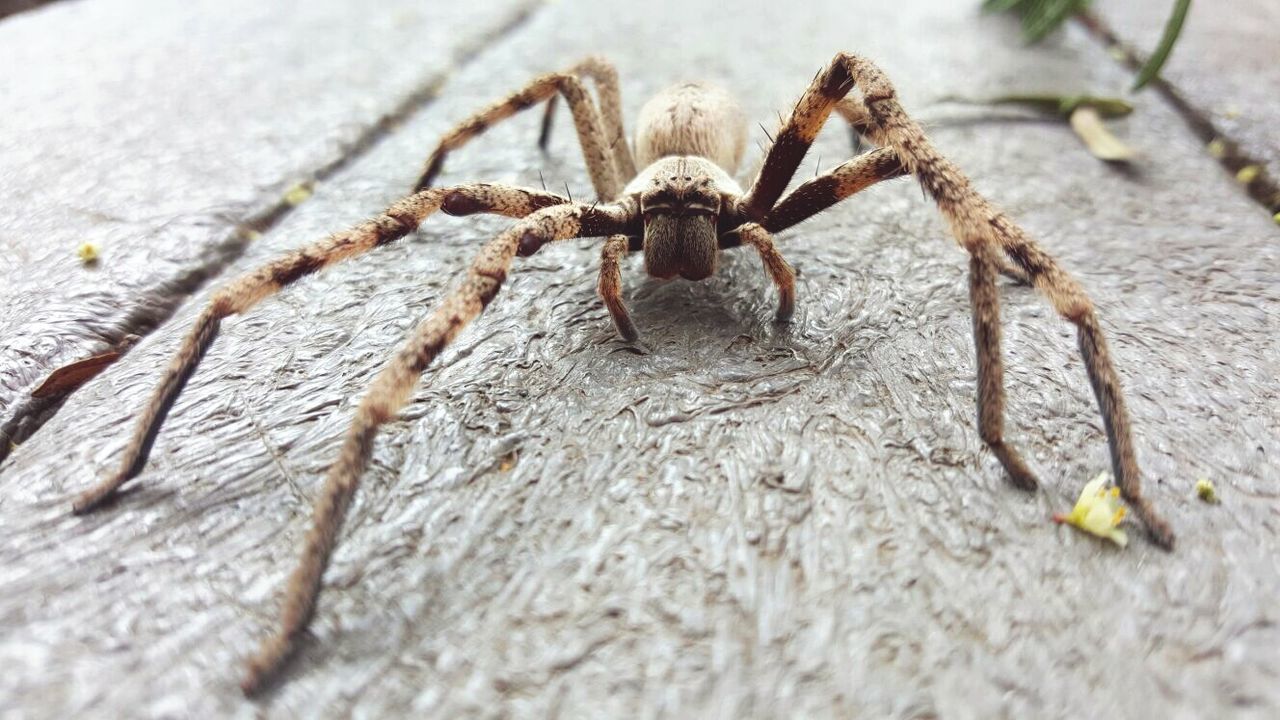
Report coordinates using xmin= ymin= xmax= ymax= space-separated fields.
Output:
xmin=283 ymin=182 xmax=314 ymax=206
xmin=77 ymin=242 xmax=100 ymax=265
xmin=1195 ymin=478 xmax=1219 ymax=504
xmin=1222 ymin=106 xmax=1242 ymax=120
xmin=1053 ymin=472 xmax=1129 ymax=547
xmin=237 ymin=227 xmax=263 ymax=242
xmin=1236 ymin=165 xmax=1261 ymax=184
xmin=1069 ymin=106 xmax=1136 ymax=162
xmin=1206 ymin=138 xmax=1227 ymax=158
xmin=1273 ymin=211 xmax=1280 ymax=226
xmin=1108 ymin=46 xmax=1127 ymax=62
xmin=497 ymin=451 xmax=518 ymax=472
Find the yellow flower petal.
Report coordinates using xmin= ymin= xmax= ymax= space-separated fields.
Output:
xmin=1055 ymin=472 xmax=1129 ymax=547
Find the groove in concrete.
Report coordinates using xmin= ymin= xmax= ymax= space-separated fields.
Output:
xmin=0 ymin=0 xmax=68 ymax=22
xmin=1077 ymin=10 xmax=1280 ymax=221
xmin=0 ymin=0 xmax=544 ymax=464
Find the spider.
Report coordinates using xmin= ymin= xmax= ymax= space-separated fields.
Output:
xmin=68 ymin=53 xmax=1176 ymax=695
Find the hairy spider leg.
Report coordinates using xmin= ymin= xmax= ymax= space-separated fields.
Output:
xmin=415 ymin=59 xmax=630 ymax=200
xmin=743 ymin=52 xmax=1173 ymax=548
xmin=240 ymin=200 xmax=638 ymax=695
xmin=71 ymin=184 xmax=568 ymax=514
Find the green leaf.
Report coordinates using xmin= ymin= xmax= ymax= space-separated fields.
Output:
xmin=1022 ymin=0 xmax=1085 ymax=43
xmin=982 ymin=0 xmax=1025 ymax=12
xmin=1132 ymin=0 xmax=1192 ymax=90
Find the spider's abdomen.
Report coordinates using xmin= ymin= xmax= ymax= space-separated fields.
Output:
xmin=634 ymin=83 xmax=747 ymax=174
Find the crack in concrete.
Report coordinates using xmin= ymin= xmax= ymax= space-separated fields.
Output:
xmin=1076 ymin=10 xmax=1280 ymax=221
xmin=0 ymin=0 xmax=545 ymax=464
xmin=0 ymin=0 xmax=67 ymax=22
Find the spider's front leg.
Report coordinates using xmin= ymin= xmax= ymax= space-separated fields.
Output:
xmin=240 ymin=200 xmax=638 ymax=695
xmin=598 ymin=234 xmax=639 ymax=341
xmin=733 ymin=223 xmax=796 ymax=322
xmin=746 ymin=52 xmax=1174 ymax=548
xmin=69 ymin=183 xmax=567 ymax=514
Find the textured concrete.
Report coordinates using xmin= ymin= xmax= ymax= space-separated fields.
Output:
xmin=0 ymin=0 xmax=535 ymax=454
xmin=2 ymin=1 xmax=1279 ymax=718
xmin=1096 ymin=0 xmax=1280 ymax=186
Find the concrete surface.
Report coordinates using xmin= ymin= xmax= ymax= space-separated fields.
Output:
xmin=0 ymin=0 xmax=535 ymax=455
xmin=2 ymin=1 xmax=1279 ymax=718
xmin=1096 ymin=0 xmax=1280 ymax=188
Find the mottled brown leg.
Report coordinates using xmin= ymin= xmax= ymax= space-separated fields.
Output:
xmin=762 ymin=147 xmax=905 ymax=233
xmin=735 ymin=223 xmax=796 ymax=322
xmin=415 ymin=62 xmax=622 ymax=200
xmin=239 ymin=201 xmax=635 ymax=695
xmin=540 ymin=57 xmax=636 ymax=182
xmin=747 ymin=52 xmax=1173 ymax=548
xmin=970 ymin=241 xmax=1037 ymax=490
xmin=598 ymin=234 xmax=638 ymax=341
xmin=70 ymin=184 xmax=567 ymax=515
xmin=834 ymin=101 xmax=1029 ymax=284
xmin=835 ymin=97 xmax=877 ymax=153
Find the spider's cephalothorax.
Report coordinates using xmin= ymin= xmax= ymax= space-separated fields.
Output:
xmin=68 ymin=54 xmax=1176 ymax=696
xmin=629 ymin=82 xmax=746 ymax=282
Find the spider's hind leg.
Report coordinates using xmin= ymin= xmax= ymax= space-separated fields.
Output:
xmin=415 ymin=57 xmax=634 ymax=200
xmin=539 ymin=57 xmax=636 ymax=180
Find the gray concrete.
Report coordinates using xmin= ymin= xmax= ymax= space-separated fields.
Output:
xmin=0 ymin=0 xmax=534 ymax=453
xmin=2 ymin=1 xmax=1279 ymax=718
xmin=1097 ymin=0 xmax=1280 ymax=188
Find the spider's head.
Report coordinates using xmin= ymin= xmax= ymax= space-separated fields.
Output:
xmin=640 ymin=162 xmax=721 ymax=281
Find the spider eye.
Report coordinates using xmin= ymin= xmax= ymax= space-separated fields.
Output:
xmin=642 ymin=203 xmax=718 ymax=219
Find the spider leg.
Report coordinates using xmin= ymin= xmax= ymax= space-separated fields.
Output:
xmin=761 ymin=147 xmax=906 ymax=233
xmin=970 ymin=240 xmax=1038 ymax=490
xmin=70 ymin=184 xmax=567 ymax=515
xmin=414 ymin=58 xmax=630 ymax=200
xmin=539 ymin=57 xmax=637 ymax=182
xmin=834 ymin=97 xmax=877 ymax=154
xmin=733 ymin=223 xmax=796 ymax=322
xmin=813 ymin=106 xmax=1033 ymax=285
xmin=747 ymin=52 xmax=1173 ymax=548
xmin=240 ymin=200 xmax=637 ymax=695
xmin=598 ymin=234 xmax=639 ymax=341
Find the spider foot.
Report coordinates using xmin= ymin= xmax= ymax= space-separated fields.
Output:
xmin=774 ymin=298 xmax=795 ymax=324
xmin=70 ymin=475 xmax=125 ymax=515
xmin=1132 ymin=502 xmax=1177 ymax=551
xmin=988 ymin=441 xmax=1038 ymax=491
xmin=613 ymin=316 xmax=639 ymax=343
xmin=241 ymin=635 xmax=292 ymax=697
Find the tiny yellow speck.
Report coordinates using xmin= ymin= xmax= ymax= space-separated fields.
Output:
xmin=1195 ymin=478 xmax=1219 ymax=504
xmin=1272 ymin=211 xmax=1280 ymax=226
xmin=1236 ymin=165 xmax=1260 ymax=184
xmin=1108 ymin=47 xmax=1126 ymax=62
xmin=283 ymin=182 xmax=314 ymax=206
xmin=77 ymin=242 xmax=100 ymax=264
xmin=1206 ymin=138 xmax=1226 ymax=158
xmin=1222 ymin=106 xmax=1241 ymax=120
xmin=498 ymin=451 xmax=518 ymax=472
xmin=237 ymin=227 xmax=262 ymax=242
